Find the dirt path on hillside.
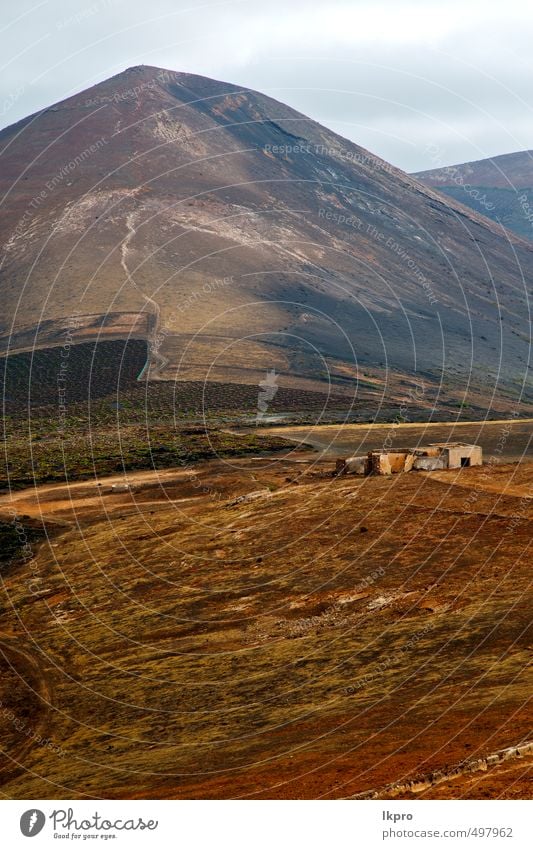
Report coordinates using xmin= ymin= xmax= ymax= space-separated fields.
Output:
xmin=0 ymin=467 xmax=201 ymax=520
xmin=0 ymin=454 xmax=289 ymax=521
xmin=1 ymin=450 xmax=530 ymax=523
xmin=257 ymin=418 xmax=533 ymax=462
xmin=260 ymin=417 xmax=533 ymax=435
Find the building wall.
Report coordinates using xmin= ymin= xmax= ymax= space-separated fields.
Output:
xmin=445 ymin=445 xmax=483 ymax=468
xmin=404 ymin=453 xmax=415 ymax=472
xmin=374 ymin=454 xmax=392 ymax=475
xmin=336 ymin=445 xmax=482 ymax=476
xmin=388 ymin=452 xmax=411 ymax=473
xmin=413 ymin=456 xmax=446 ymax=471
xmin=336 ymin=456 xmax=368 ymax=475
xmin=414 ymin=446 xmax=441 ymax=458
xmin=345 ymin=456 xmax=367 ymax=475
xmin=371 ymin=451 xmax=411 ymax=475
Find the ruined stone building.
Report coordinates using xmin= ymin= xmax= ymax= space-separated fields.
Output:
xmin=336 ymin=443 xmax=482 ymax=476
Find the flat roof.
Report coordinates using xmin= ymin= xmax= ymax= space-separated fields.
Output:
xmin=428 ymin=442 xmax=481 ymax=448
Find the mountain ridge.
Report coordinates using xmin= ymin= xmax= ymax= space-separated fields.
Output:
xmin=414 ymin=149 xmax=533 ymax=241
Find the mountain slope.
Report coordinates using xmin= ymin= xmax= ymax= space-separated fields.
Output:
xmin=0 ymin=66 xmax=531 ymax=406
xmin=415 ymin=150 xmax=533 ymax=241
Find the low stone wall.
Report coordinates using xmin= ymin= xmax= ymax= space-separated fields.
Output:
xmin=413 ymin=456 xmax=446 ymax=471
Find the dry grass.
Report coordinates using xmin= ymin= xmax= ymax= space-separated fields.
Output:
xmin=0 ymin=455 xmax=531 ymax=799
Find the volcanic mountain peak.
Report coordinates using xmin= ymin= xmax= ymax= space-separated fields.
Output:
xmin=0 ymin=67 xmax=531 ymax=409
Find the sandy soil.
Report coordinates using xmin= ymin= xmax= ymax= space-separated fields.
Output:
xmin=0 ymin=448 xmax=531 ymax=800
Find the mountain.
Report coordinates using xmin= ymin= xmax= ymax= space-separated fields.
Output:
xmin=0 ymin=66 xmax=531 ymax=408
xmin=415 ymin=150 xmax=533 ymax=241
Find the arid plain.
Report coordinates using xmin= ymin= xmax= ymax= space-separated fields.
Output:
xmin=0 ymin=420 xmax=531 ymax=799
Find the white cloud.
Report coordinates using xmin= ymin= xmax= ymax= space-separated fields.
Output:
xmin=1 ymin=0 xmax=533 ymax=171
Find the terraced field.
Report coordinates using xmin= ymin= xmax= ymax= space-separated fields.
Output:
xmin=2 ymin=339 xmax=353 ymax=424
xmin=1 ymin=339 xmax=345 ymax=491
xmin=2 ymin=339 xmax=148 ymax=408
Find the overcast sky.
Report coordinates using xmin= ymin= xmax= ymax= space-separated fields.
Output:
xmin=2 ymin=0 xmax=533 ymax=172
